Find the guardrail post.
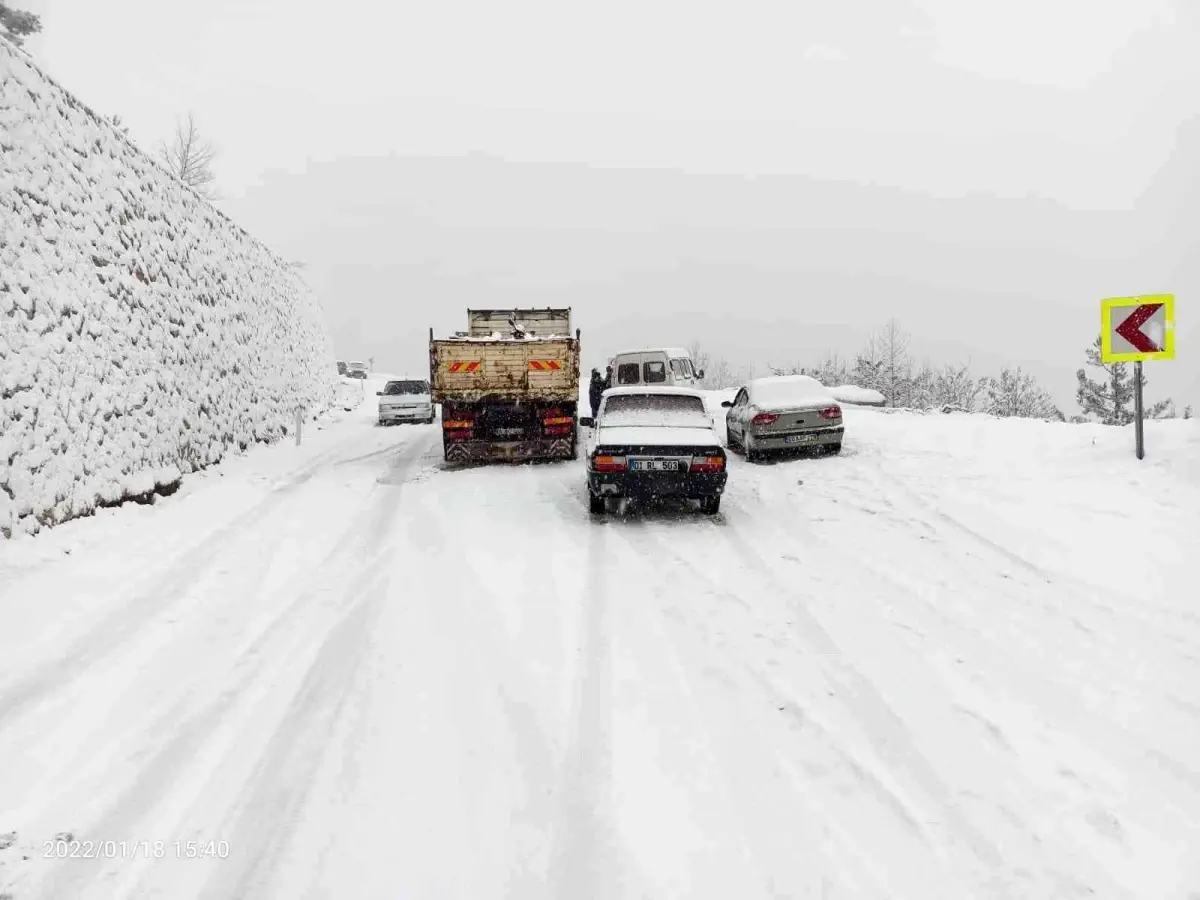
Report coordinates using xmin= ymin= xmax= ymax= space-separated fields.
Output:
xmin=295 ymin=407 xmax=303 ymax=446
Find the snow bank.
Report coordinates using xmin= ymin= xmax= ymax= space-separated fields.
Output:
xmin=0 ymin=40 xmax=338 ymax=537
xmin=828 ymin=384 xmax=886 ymax=406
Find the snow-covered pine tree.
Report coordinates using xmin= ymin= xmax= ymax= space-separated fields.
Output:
xmin=933 ymin=363 xmax=985 ymax=412
xmin=1075 ymin=336 xmax=1172 ymax=424
xmin=852 ymin=334 xmax=885 ymax=400
xmin=908 ymin=361 xmax=936 ymax=410
xmin=985 ymin=367 xmax=1063 ymax=420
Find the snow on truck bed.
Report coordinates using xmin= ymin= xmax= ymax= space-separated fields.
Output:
xmin=0 ymin=397 xmax=1197 ymax=899
xmin=0 ymin=41 xmax=337 ymax=538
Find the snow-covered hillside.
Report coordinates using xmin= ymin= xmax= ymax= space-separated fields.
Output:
xmin=0 ymin=391 xmax=1197 ymax=899
xmin=0 ymin=39 xmax=338 ymax=537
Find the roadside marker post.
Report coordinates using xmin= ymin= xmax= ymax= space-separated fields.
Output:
xmin=1100 ymin=294 xmax=1176 ymax=460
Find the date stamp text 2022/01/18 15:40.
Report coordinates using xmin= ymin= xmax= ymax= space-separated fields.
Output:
xmin=42 ymin=836 xmax=231 ymax=860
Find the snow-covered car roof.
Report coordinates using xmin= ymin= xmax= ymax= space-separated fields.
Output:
xmin=600 ymin=385 xmax=708 ymax=400
xmin=610 ymin=347 xmax=695 ymax=359
xmin=746 ymin=374 xmax=837 ymax=408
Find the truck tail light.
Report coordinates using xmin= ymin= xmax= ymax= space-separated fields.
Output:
xmin=592 ymin=455 xmax=627 ymax=473
xmin=445 ymin=429 xmax=473 ymax=442
xmin=442 ymin=419 xmax=474 ymax=429
xmin=543 ymin=425 xmax=573 ymax=437
xmin=818 ymin=406 xmax=842 ymax=420
xmin=690 ymin=455 xmax=726 ymax=473
xmin=751 ymin=412 xmax=779 ymax=427
xmin=542 ymin=416 xmax=574 ymax=426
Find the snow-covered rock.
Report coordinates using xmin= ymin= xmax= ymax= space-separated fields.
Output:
xmin=0 ymin=39 xmax=338 ymax=537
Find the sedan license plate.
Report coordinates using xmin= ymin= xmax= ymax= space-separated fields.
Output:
xmin=631 ymin=459 xmax=683 ymax=472
xmin=784 ymin=433 xmax=816 ymax=444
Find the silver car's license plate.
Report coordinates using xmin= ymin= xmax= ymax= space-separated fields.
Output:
xmin=784 ymin=433 xmax=816 ymax=443
xmin=631 ymin=459 xmax=682 ymax=472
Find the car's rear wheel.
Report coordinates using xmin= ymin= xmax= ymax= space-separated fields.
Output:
xmin=744 ymin=436 xmax=759 ymax=462
xmin=700 ymin=495 xmax=721 ymax=514
xmin=588 ymin=492 xmax=606 ymax=514
xmin=828 ymin=442 xmax=842 ymax=454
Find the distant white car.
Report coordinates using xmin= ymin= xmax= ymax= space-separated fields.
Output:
xmin=377 ymin=379 xmax=435 ymax=425
xmin=346 ymin=361 xmax=369 ymax=379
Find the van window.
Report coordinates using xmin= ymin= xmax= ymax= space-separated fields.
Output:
xmin=617 ymin=363 xmax=641 ymax=385
xmin=670 ymin=359 xmax=687 ymax=378
xmin=644 ymin=361 xmax=667 ymax=383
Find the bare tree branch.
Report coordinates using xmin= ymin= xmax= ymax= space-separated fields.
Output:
xmin=158 ymin=112 xmax=219 ymax=200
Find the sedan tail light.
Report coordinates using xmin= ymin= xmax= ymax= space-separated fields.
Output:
xmin=690 ymin=455 xmax=726 ymax=473
xmin=751 ymin=412 xmax=779 ymax=426
xmin=592 ymin=454 xmax=628 ymax=473
xmin=818 ymin=406 xmax=842 ymax=420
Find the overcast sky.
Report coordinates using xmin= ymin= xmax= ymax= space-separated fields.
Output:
xmin=19 ymin=0 xmax=1200 ymax=409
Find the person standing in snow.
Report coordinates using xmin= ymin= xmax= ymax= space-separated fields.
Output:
xmin=604 ymin=365 xmax=613 ymax=389
xmin=588 ymin=368 xmax=606 ymax=420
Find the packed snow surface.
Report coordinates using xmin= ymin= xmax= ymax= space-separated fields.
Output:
xmin=0 ymin=382 xmax=1198 ymax=900
xmin=0 ymin=40 xmax=337 ymax=537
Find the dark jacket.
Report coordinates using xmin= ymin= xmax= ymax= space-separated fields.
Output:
xmin=588 ymin=375 xmax=606 ymax=413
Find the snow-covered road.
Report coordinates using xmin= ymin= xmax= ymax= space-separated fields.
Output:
xmin=1 ymin=385 xmax=1198 ymax=900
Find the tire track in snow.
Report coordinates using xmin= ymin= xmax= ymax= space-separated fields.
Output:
xmin=709 ymin=508 xmax=1009 ymax=875
xmin=0 ymin=435 xmax=396 ymax=729
xmin=547 ymin=510 xmax=622 ymax=900
xmin=717 ymin=490 xmax=1199 ymax=894
xmin=776 ymin=467 xmax=1200 ymax=817
xmin=192 ymin=438 xmax=433 ymax=900
xmin=612 ymin=518 xmax=967 ymax=898
xmin=23 ymin=435 xmax=437 ymax=900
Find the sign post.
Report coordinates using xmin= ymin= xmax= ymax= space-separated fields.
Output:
xmin=1100 ymin=294 xmax=1175 ymax=460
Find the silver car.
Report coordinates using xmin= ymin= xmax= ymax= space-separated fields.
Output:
xmin=722 ymin=375 xmax=844 ymax=461
xmin=377 ymin=379 xmax=436 ymax=425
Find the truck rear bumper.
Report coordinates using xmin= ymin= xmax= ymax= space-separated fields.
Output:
xmin=443 ymin=437 xmax=576 ymax=463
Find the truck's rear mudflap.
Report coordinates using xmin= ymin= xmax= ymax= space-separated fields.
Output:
xmin=443 ymin=438 xmax=576 ymax=463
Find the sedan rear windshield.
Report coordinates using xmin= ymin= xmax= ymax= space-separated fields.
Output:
xmin=602 ymin=393 xmax=709 ymax=427
xmin=383 ymin=381 xmax=429 ymax=395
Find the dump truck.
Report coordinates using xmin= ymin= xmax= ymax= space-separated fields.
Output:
xmin=430 ymin=308 xmax=582 ymax=463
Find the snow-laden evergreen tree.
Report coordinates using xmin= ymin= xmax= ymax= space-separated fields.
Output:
xmin=933 ymin=363 xmax=987 ymax=412
xmin=1185 ymin=405 xmax=1194 ymax=420
xmin=813 ymin=352 xmax=850 ymax=387
xmin=908 ymin=362 xmax=937 ymax=409
xmin=1075 ymin=336 xmax=1172 ymax=424
xmin=0 ymin=1 xmax=40 ymax=46
xmin=984 ymin=367 xmax=1063 ymax=420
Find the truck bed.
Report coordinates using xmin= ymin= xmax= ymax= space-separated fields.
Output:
xmin=430 ymin=336 xmax=580 ymax=403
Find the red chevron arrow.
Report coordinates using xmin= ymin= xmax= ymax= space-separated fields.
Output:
xmin=1115 ymin=303 xmax=1163 ymax=353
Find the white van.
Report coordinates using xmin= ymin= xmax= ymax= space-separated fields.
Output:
xmin=608 ymin=348 xmax=704 ymax=387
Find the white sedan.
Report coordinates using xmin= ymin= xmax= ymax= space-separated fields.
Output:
xmin=377 ymin=379 xmax=436 ymax=425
